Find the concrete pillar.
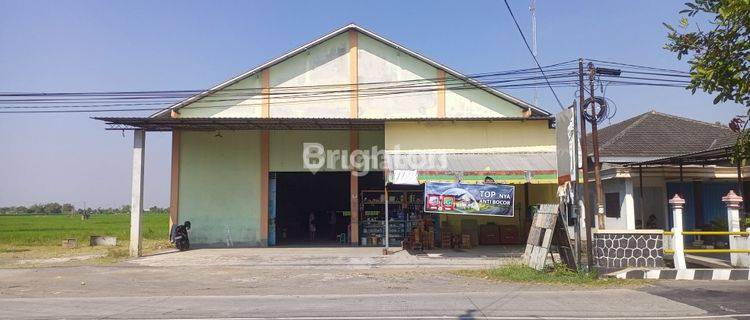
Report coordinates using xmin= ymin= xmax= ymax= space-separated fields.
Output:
xmin=130 ymin=130 xmax=145 ymax=257
xmin=722 ymin=190 xmax=748 ymax=267
xmin=349 ymin=129 xmax=359 ymax=245
xmin=669 ymin=194 xmax=686 ymax=269
xmin=624 ymin=179 xmax=636 ymax=230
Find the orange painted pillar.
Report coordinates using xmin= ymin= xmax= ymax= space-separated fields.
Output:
xmin=168 ymin=130 xmax=181 ymax=232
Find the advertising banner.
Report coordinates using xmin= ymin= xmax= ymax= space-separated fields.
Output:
xmin=423 ymin=182 xmax=515 ymax=217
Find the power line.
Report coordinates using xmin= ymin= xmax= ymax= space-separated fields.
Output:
xmin=585 ymin=58 xmax=690 ymax=74
xmin=0 ymin=63 xmax=579 ymax=98
xmin=0 ymin=70 xmax=581 ymax=110
xmin=503 ymin=0 xmax=564 ymax=110
xmin=0 ymin=58 xmax=696 ymax=114
xmin=0 ymin=79 xmax=581 ymax=114
xmin=0 ymin=68 xmax=581 ymax=104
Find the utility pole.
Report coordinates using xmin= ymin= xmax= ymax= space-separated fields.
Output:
xmin=588 ymin=62 xmax=606 ymax=229
xmin=529 ymin=0 xmax=539 ymax=107
xmin=571 ymin=99 xmax=583 ymax=268
xmin=578 ymin=58 xmax=594 ymax=270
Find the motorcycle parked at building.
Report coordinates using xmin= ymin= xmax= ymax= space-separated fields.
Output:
xmin=170 ymin=221 xmax=191 ymax=251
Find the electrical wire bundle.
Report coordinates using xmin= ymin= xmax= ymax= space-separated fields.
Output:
xmin=0 ymin=59 xmax=693 ymax=115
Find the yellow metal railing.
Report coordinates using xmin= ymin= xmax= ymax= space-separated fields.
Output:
xmin=665 ymin=249 xmax=750 ymax=254
xmin=663 ymin=230 xmax=750 ymax=254
xmin=663 ymin=231 xmax=750 ymax=236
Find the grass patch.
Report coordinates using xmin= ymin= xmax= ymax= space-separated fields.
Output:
xmin=1 ymin=247 xmax=30 ymax=253
xmin=455 ymin=263 xmax=648 ymax=287
xmin=105 ymin=247 xmax=130 ymax=259
xmin=0 ymin=239 xmax=174 ymax=267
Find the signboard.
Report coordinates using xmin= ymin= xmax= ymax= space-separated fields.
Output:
xmin=555 ymin=107 xmax=578 ymax=185
xmin=423 ymin=182 xmax=515 ymax=217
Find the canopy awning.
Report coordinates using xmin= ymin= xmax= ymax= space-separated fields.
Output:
xmin=625 ymin=145 xmax=735 ymax=167
xmin=384 ymin=152 xmax=557 ymax=184
xmin=94 ymin=116 xmax=549 ymax=131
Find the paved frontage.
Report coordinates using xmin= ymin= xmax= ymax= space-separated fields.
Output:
xmin=128 ymin=246 xmax=522 ymax=268
xmin=0 ymin=248 xmax=749 ymax=319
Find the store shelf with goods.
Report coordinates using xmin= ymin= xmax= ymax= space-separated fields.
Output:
xmin=358 ymin=219 xmax=421 ymax=246
xmin=358 ymin=189 xmax=425 ymax=246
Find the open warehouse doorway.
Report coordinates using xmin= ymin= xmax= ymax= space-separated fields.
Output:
xmin=272 ymin=172 xmax=351 ymax=246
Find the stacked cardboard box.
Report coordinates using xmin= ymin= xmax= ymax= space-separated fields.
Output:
xmin=410 ymin=219 xmax=435 ymax=250
xmin=451 ymin=234 xmax=461 ymax=249
xmin=441 ymin=234 xmax=452 ymax=248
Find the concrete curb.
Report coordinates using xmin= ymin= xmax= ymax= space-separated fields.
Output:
xmin=609 ymin=268 xmax=750 ymax=280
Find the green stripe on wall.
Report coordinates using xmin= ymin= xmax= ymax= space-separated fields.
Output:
xmin=417 ymin=173 xmax=557 ymax=184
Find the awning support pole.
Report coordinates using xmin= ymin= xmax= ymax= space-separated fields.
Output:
xmin=384 ymin=186 xmax=389 ymax=253
xmin=639 ymin=165 xmax=645 ymax=229
xmin=129 ymin=130 xmax=145 ymax=257
xmin=679 ymin=162 xmax=684 ymax=197
xmin=737 ymin=159 xmax=744 ymax=207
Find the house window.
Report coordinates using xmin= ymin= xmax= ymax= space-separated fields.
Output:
xmin=605 ymin=192 xmax=621 ymax=218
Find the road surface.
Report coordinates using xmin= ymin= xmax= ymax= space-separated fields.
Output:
xmin=0 ymin=249 xmax=748 ymax=319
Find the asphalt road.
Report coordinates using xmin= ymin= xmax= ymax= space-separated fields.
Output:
xmin=1 ymin=266 xmax=749 ymax=319
xmin=0 ymin=290 xmax=732 ymax=319
xmin=1 ymin=248 xmax=749 ymax=320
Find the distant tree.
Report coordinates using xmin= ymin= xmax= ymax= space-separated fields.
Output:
xmin=43 ymin=202 xmax=63 ymax=214
xmin=28 ymin=204 xmax=42 ymax=214
xmin=664 ymin=0 xmax=750 ymax=159
xmin=62 ymin=203 xmax=75 ymax=213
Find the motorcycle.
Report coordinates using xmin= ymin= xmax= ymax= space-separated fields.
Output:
xmin=170 ymin=221 xmax=191 ymax=251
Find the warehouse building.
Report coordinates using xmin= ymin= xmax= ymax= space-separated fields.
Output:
xmin=98 ymin=24 xmax=559 ymax=255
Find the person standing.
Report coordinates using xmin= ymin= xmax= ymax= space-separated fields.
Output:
xmin=308 ymin=211 xmax=317 ymax=242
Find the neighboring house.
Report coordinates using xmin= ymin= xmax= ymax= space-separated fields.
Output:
xmin=99 ymin=24 xmax=559 ymax=252
xmin=586 ymin=110 xmax=741 ymax=231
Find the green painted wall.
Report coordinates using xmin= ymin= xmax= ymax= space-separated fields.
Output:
xmin=178 ymin=130 xmax=262 ymax=246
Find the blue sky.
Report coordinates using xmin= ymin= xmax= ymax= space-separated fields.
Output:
xmin=0 ymin=0 xmax=744 ymax=208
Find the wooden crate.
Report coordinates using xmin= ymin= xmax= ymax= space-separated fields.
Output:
xmin=461 ymin=234 xmax=472 ymax=249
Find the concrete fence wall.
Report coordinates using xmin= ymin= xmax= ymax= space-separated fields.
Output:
xmin=593 ymin=230 xmax=665 ymax=270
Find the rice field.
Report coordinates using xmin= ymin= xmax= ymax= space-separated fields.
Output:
xmin=0 ymin=214 xmax=169 ymax=247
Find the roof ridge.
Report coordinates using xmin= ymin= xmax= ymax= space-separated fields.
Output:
xmin=647 ymin=109 xmax=730 ymax=130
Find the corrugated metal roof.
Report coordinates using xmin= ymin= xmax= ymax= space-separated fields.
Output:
xmin=94 ymin=116 xmax=551 ymax=131
xmin=385 ymin=152 xmax=557 ymax=173
xmin=625 ymin=145 xmax=734 ymax=167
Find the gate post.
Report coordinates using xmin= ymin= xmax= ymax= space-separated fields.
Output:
xmin=669 ymin=194 xmax=686 ymax=269
xmin=722 ymin=190 xmax=748 ymax=267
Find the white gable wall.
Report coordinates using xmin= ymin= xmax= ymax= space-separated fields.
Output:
xmin=179 ymin=76 xmax=263 ymax=118
xmin=174 ymin=29 xmax=529 ymax=119
xmin=270 ymin=33 xmax=350 ymax=118
xmin=357 ymin=34 xmax=438 ymax=118
xmin=445 ymin=75 xmax=524 ymax=117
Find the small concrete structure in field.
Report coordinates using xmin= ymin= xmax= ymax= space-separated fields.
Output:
xmin=89 ymin=236 xmax=117 ymax=247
